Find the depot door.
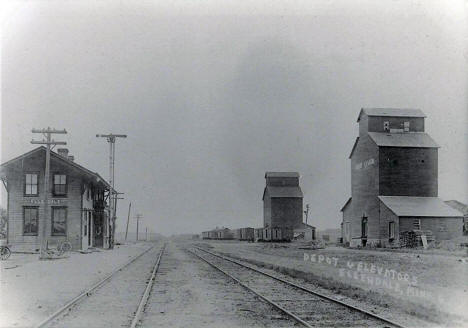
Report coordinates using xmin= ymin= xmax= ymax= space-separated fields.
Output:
xmin=82 ymin=211 xmax=89 ymax=251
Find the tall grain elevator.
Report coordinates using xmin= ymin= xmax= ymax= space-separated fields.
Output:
xmin=341 ymin=108 xmax=463 ymax=247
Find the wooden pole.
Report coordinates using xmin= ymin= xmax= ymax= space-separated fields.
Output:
xmin=42 ymin=133 xmax=51 ymax=255
xmin=125 ymin=202 xmax=131 ymax=241
xmin=31 ymin=128 xmax=67 ymax=258
xmin=96 ymin=134 xmax=126 ymax=249
xmin=136 ymin=216 xmax=139 ymax=241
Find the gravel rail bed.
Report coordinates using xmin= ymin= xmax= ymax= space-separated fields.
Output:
xmin=140 ymin=242 xmax=297 ymax=328
xmin=46 ymin=244 xmax=164 ymax=328
xmin=191 ymin=246 xmax=396 ymax=328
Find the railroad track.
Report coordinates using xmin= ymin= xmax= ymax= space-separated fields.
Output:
xmin=35 ymin=243 xmax=166 ymax=328
xmin=130 ymin=243 xmax=166 ymax=328
xmin=189 ymin=246 xmax=406 ymax=328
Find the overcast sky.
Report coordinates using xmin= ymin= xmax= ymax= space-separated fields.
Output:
xmin=1 ymin=0 xmax=467 ymax=236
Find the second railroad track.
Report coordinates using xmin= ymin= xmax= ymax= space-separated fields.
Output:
xmin=189 ymin=246 xmax=405 ymax=328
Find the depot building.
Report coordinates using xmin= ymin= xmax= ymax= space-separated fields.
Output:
xmin=0 ymin=147 xmax=113 ymax=251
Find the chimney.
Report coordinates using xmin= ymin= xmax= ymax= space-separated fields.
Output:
xmin=68 ymin=155 xmax=75 ymax=162
xmin=57 ymin=148 xmax=69 ymax=158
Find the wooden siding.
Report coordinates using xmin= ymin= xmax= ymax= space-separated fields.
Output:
xmin=368 ymin=116 xmax=424 ymax=133
xmin=4 ymin=151 xmax=106 ymax=251
xmin=263 ymin=194 xmax=272 ymax=227
xmin=379 ymin=147 xmax=438 ymax=197
xmin=266 ymin=177 xmax=299 ymax=187
xmin=399 ymin=217 xmax=463 ymax=240
xmin=349 ymin=134 xmax=380 ymax=246
xmin=379 ymin=201 xmax=400 ymax=247
xmin=270 ymin=197 xmax=303 ymax=229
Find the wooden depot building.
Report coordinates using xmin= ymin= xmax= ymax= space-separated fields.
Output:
xmin=341 ymin=108 xmax=463 ymax=247
xmin=0 ymin=147 xmax=113 ymax=251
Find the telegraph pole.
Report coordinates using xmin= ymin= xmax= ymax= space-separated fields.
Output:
xmin=135 ymin=213 xmax=142 ymax=241
xmin=113 ymin=192 xmax=124 ymax=244
xmin=304 ymin=203 xmax=310 ymax=225
xmin=31 ymin=128 xmax=67 ymax=258
xmin=96 ymin=133 xmax=126 ymax=249
xmin=125 ymin=202 xmax=131 ymax=241
xmin=145 ymin=227 xmax=148 ymax=241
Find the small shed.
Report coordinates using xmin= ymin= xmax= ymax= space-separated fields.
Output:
xmin=444 ymin=200 xmax=468 ymax=235
xmin=378 ymin=196 xmax=464 ymax=247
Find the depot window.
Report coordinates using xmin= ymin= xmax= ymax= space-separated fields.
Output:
xmin=413 ymin=219 xmax=421 ymax=230
xmin=53 ymin=174 xmax=67 ymax=196
xmin=24 ymin=173 xmax=39 ymax=196
xmin=23 ymin=207 xmax=39 ymax=235
xmin=52 ymin=207 xmax=67 ymax=236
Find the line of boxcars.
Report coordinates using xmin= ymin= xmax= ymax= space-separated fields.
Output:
xmin=202 ymin=227 xmax=293 ymax=242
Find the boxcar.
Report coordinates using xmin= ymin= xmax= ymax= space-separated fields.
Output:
xmin=254 ymin=228 xmax=263 ymax=242
xmin=240 ymin=227 xmax=254 ymax=241
xmin=218 ymin=229 xmax=234 ymax=240
xmin=254 ymin=227 xmax=293 ymax=242
xmin=233 ymin=228 xmax=241 ymax=240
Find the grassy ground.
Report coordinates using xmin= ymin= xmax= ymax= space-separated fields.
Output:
xmin=195 ymin=240 xmax=468 ymax=327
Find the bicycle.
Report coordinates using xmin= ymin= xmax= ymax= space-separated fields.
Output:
xmin=56 ymin=240 xmax=72 ymax=256
xmin=0 ymin=245 xmax=11 ymax=260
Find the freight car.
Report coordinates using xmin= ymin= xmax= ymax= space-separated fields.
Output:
xmin=254 ymin=227 xmax=293 ymax=242
xmin=202 ymin=228 xmax=234 ymax=240
xmin=216 ymin=228 xmax=234 ymax=240
xmin=238 ymin=227 xmax=254 ymax=241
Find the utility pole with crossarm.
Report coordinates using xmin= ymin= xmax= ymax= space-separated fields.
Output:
xmin=96 ymin=133 xmax=126 ymax=249
xmin=304 ymin=203 xmax=310 ymax=225
xmin=31 ymin=127 xmax=67 ymax=258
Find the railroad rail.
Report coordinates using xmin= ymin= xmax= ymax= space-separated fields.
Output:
xmin=130 ymin=243 xmax=166 ymax=328
xmin=190 ymin=246 xmax=406 ymax=328
xmin=35 ymin=243 xmax=165 ymax=328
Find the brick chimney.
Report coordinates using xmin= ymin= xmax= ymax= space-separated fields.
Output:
xmin=57 ymin=148 xmax=69 ymax=158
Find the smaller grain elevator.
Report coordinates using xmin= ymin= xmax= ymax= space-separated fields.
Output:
xmin=263 ymin=172 xmax=303 ymax=229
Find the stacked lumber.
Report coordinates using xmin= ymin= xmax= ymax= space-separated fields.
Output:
xmin=400 ymin=230 xmax=434 ymax=248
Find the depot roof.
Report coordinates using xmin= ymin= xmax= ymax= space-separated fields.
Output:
xmin=0 ymin=146 xmax=112 ymax=190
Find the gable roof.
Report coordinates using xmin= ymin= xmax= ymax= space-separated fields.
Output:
xmin=348 ymin=137 xmax=359 ymax=159
xmin=265 ymin=172 xmax=299 ymax=178
xmin=378 ymin=196 xmax=462 ymax=217
xmin=368 ymin=132 xmax=439 ymax=148
xmin=1 ymin=146 xmax=112 ymax=190
xmin=263 ymin=186 xmax=303 ymax=199
xmin=444 ymin=200 xmax=468 ymax=216
xmin=340 ymin=197 xmax=352 ymax=212
xmin=357 ymin=108 xmax=426 ymax=122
